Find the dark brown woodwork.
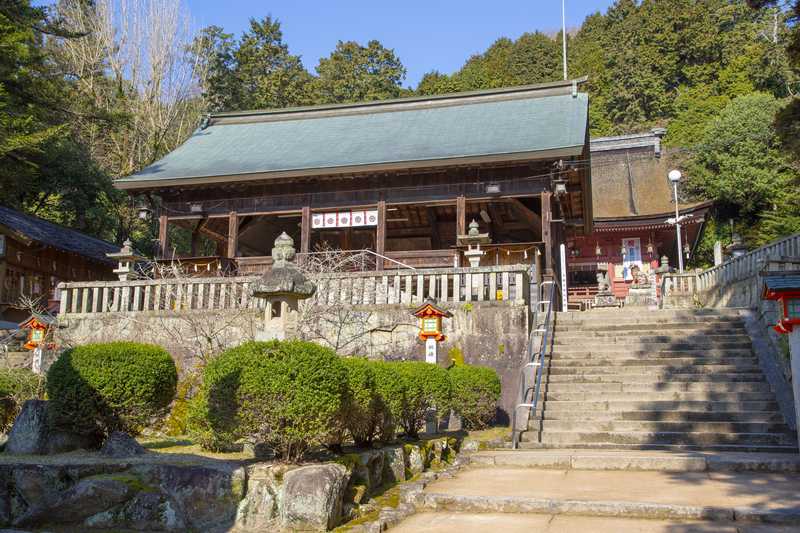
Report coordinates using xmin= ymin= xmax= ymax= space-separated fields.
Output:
xmin=486 ymin=203 xmax=504 ymax=239
xmin=376 ymin=200 xmax=386 ymax=270
xmin=190 ymin=218 xmax=208 ymax=256
xmin=226 ymin=211 xmax=239 ymax=258
xmin=507 ymin=198 xmax=542 ymax=237
xmin=157 ymin=214 xmax=169 ymax=259
xmin=300 ymin=206 xmax=311 ymax=254
xmin=541 ymin=192 xmax=553 ymax=277
xmin=427 ymin=207 xmax=442 ymax=249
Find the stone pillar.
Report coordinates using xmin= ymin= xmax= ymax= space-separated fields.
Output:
xmin=790 ymin=329 xmax=800 ymax=450
xmin=300 ymin=206 xmax=311 ymax=255
xmin=157 ymin=214 xmax=169 ymax=259
xmin=376 ymin=200 xmax=386 ymax=271
xmin=226 ymin=211 xmax=239 ymax=258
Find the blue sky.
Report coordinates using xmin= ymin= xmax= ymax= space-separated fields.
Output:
xmin=185 ymin=0 xmax=616 ymax=87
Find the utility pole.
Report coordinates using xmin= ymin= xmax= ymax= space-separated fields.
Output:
xmin=561 ymin=0 xmax=568 ymax=80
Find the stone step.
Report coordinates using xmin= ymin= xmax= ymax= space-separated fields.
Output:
xmin=555 ymin=320 xmax=743 ymax=333
xmin=542 ymin=391 xmax=776 ymax=402
xmin=534 ymin=410 xmax=786 ymax=424
xmin=548 ymin=357 xmax=757 ymax=368
xmin=555 ymin=330 xmax=749 ymax=340
xmin=526 ymin=430 xmax=797 ymax=447
xmin=547 ymin=364 xmax=761 ymax=375
xmin=551 ymin=345 xmax=753 ymax=355
xmin=534 ymin=400 xmax=780 ymax=413
xmin=545 ymin=372 xmax=767 ymax=383
xmin=514 ymin=441 xmax=800 ymax=453
xmin=468 ymin=450 xmax=800 ymax=473
xmin=542 ymin=381 xmax=772 ymax=393
xmin=420 ymin=466 xmax=800 ymax=523
xmin=531 ymin=420 xmax=791 ymax=434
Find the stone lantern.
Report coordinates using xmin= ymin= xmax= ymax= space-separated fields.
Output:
xmin=250 ymin=232 xmax=316 ymax=341
xmin=106 ymin=239 xmax=144 ymax=281
xmin=457 ymin=219 xmax=492 ymax=268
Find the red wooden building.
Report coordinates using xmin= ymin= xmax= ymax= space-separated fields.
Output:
xmin=0 ymin=206 xmax=118 ymax=322
xmin=566 ymin=130 xmax=711 ymax=307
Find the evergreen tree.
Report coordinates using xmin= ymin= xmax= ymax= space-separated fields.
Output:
xmin=314 ymin=40 xmax=406 ymax=104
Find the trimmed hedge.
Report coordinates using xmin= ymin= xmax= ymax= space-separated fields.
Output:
xmin=46 ymin=342 xmax=177 ymax=437
xmin=188 ymin=340 xmax=348 ymax=461
xmin=0 ymin=368 xmax=43 ymax=432
xmin=394 ymin=361 xmax=451 ymax=438
xmin=448 ymin=364 xmax=501 ymax=429
xmin=370 ymin=360 xmax=407 ymax=442
xmin=339 ymin=357 xmax=386 ymax=447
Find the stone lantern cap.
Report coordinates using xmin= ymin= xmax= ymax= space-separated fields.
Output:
xmin=251 ymin=233 xmax=316 ymax=300
xmin=457 ymin=219 xmax=492 ymax=246
xmin=106 ymin=239 xmax=144 ymax=262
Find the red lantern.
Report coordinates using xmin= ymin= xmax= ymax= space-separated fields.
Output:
xmin=762 ymin=275 xmax=800 ymax=334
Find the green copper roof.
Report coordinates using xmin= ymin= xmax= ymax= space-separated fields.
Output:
xmin=116 ymin=80 xmax=589 ymax=190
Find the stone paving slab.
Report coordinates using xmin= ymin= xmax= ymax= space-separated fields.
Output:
xmin=469 ymin=450 xmax=800 ymax=472
xmin=391 ymin=512 xmax=799 ymax=532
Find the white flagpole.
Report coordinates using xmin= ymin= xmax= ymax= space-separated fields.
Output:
xmin=562 ymin=0 xmax=568 ymax=80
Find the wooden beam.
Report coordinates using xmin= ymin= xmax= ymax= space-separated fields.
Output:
xmin=541 ymin=192 xmax=553 ymax=277
xmin=427 ymin=207 xmax=442 ymax=249
xmin=190 ymin=218 xmax=209 ymax=256
xmin=301 ymin=206 xmax=311 ymax=254
xmin=376 ymin=200 xmax=386 ymax=271
xmin=456 ymin=195 xmax=466 ymax=237
xmin=486 ymin=203 xmax=504 ymax=239
xmin=507 ymin=198 xmax=542 ymax=231
xmin=157 ymin=214 xmax=169 ymax=259
xmin=226 ymin=211 xmax=239 ymax=258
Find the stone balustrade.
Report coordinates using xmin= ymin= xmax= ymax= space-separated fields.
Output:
xmin=57 ymin=265 xmax=530 ymax=316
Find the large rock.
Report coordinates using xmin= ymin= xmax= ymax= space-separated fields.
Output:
xmin=100 ymin=432 xmax=146 ymax=458
xmin=131 ymin=464 xmax=246 ymax=530
xmin=383 ymin=446 xmax=406 ymax=484
xmin=280 ymin=464 xmax=348 ymax=531
xmin=5 ymin=400 xmax=95 ymax=455
xmin=235 ymin=464 xmax=288 ymax=531
xmin=5 ymin=401 xmax=48 ymax=455
xmin=14 ymin=476 xmax=134 ymax=526
xmin=85 ymin=491 xmax=185 ymax=531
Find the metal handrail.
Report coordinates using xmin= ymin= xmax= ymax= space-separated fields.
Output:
xmin=511 ymin=279 xmax=558 ymax=449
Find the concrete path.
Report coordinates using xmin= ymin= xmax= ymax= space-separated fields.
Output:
xmin=392 ymin=512 xmax=798 ymax=532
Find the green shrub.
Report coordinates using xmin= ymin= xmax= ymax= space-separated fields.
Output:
xmin=394 ymin=361 xmax=451 ymax=438
xmin=370 ymin=360 xmax=406 ymax=442
xmin=188 ymin=340 xmax=348 ymax=461
xmin=46 ymin=342 xmax=177 ymax=438
xmin=0 ymin=368 xmax=43 ymax=431
xmin=338 ymin=357 xmax=386 ymax=447
xmin=448 ymin=364 xmax=501 ymax=429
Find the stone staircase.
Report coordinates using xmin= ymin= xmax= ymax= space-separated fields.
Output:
xmin=520 ymin=309 xmax=798 ymax=452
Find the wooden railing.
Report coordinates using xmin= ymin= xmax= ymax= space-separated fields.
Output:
xmin=58 ymin=265 xmax=530 ymax=316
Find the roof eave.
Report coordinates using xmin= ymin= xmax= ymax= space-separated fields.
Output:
xmin=114 ymin=145 xmax=586 ymax=191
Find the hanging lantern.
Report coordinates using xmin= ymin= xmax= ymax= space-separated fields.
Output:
xmin=646 ymin=240 xmax=655 ymax=255
xmin=620 ymin=243 xmax=627 ymax=257
xmin=595 ymin=243 xmax=602 ymax=257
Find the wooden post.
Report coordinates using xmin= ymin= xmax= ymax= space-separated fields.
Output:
xmin=376 ymin=200 xmax=386 ymax=271
xmin=456 ymin=195 xmax=467 ymax=237
xmin=157 ymin=214 xmax=169 ymax=259
xmin=226 ymin=211 xmax=239 ymax=258
xmin=300 ymin=206 xmax=311 ymax=254
xmin=541 ymin=192 xmax=553 ymax=278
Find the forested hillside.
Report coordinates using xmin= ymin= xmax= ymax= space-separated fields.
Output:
xmin=1 ymin=0 xmax=798 ymax=259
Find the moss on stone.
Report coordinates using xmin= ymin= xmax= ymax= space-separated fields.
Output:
xmin=87 ymin=472 xmax=158 ymax=494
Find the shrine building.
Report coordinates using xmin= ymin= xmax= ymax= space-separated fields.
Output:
xmin=116 ymin=79 xmax=593 ymax=281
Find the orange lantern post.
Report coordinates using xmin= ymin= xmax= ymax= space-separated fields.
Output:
xmin=412 ymin=300 xmax=452 ymax=364
xmin=20 ymin=315 xmax=52 ymax=350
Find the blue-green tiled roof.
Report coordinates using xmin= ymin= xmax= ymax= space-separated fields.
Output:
xmin=117 ymin=84 xmax=588 ymax=189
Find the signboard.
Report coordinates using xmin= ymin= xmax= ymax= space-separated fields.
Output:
xmin=351 ymin=211 xmax=366 ymax=226
xmin=312 ymin=213 xmax=325 ymax=229
xmin=312 ymin=210 xmax=378 ymax=228
xmin=337 ymin=212 xmax=351 ymax=227
xmin=425 ymin=338 xmax=437 ymax=364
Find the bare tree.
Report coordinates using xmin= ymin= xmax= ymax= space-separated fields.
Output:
xmin=51 ymin=0 xmax=208 ymax=177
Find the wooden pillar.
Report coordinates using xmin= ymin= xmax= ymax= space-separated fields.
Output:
xmin=456 ymin=195 xmax=467 ymax=237
xmin=226 ymin=211 xmax=239 ymax=258
xmin=541 ymin=192 xmax=553 ymax=278
xmin=300 ymin=206 xmax=311 ymax=254
xmin=376 ymin=200 xmax=386 ymax=271
xmin=157 ymin=214 xmax=169 ymax=259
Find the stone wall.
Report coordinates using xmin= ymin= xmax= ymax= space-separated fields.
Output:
xmin=0 ymin=437 xmax=461 ymax=532
xmin=54 ymin=301 xmax=530 ymax=419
